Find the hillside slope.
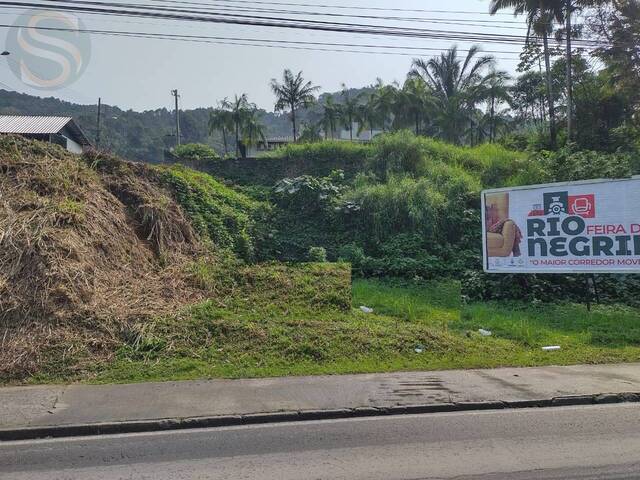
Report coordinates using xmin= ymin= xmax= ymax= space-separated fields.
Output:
xmin=0 ymin=136 xmax=209 ymax=378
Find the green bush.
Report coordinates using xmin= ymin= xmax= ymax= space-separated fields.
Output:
xmin=157 ymin=164 xmax=268 ymax=259
xmin=174 ymin=143 xmax=219 ymax=162
xmin=264 ymin=140 xmax=371 ymax=164
xmin=535 ymin=147 xmax=636 ymax=182
xmin=308 ymin=246 xmax=327 ymax=262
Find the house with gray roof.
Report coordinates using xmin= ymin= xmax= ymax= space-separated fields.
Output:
xmin=0 ymin=115 xmax=91 ymax=153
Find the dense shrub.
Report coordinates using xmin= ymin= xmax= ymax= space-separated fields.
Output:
xmin=308 ymin=246 xmax=327 ymax=262
xmin=366 ymin=131 xmax=525 ymax=186
xmin=264 ymin=140 xmax=371 ymax=164
xmin=535 ymin=147 xmax=637 ymax=182
xmin=252 ymin=132 xmax=640 ymax=306
xmin=157 ymin=164 xmax=268 ymax=260
xmin=461 ymin=271 xmax=640 ymax=307
xmin=173 ymin=143 xmax=219 ymax=162
xmin=273 ymin=171 xmax=345 ymax=213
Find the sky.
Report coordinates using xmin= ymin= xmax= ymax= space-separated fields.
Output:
xmin=0 ymin=1 xmax=526 ymax=112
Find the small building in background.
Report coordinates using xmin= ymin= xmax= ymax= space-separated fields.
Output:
xmin=250 ymin=136 xmax=295 ymax=157
xmin=0 ymin=115 xmax=91 ymax=153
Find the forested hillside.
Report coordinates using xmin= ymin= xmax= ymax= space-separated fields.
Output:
xmin=0 ymin=85 xmax=374 ymax=162
xmin=0 ymin=90 xmax=290 ymax=162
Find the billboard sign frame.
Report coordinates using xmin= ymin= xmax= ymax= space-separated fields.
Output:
xmin=481 ymin=176 xmax=640 ymax=274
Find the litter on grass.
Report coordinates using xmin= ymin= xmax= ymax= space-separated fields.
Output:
xmin=359 ymin=306 xmax=374 ymax=314
xmin=542 ymin=346 xmax=561 ymax=351
xmin=478 ymin=329 xmax=492 ymax=336
xmin=414 ymin=344 xmax=425 ymax=354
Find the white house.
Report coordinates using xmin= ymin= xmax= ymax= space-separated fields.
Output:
xmin=0 ymin=115 xmax=91 ymax=153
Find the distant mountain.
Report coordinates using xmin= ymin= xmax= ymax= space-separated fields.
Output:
xmin=0 ymin=87 xmax=373 ymax=163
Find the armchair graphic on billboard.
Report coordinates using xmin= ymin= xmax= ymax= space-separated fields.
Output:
xmin=571 ymin=196 xmax=593 ymax=216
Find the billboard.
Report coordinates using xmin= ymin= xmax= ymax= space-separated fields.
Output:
xmin=482 ymin=177 xmax=640 ymax=273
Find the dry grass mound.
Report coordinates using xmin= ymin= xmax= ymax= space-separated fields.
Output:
xmin=0 ymin=136 xmax=206 ymax=380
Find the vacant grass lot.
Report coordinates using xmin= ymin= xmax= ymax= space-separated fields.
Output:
xmin=79 ymin=274 xmax=640 ymax=385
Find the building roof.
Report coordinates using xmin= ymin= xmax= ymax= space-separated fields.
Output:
xmin=0 ymin=115 xmax=91 ymax=146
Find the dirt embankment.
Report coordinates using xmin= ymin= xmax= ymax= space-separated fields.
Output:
xmin=0 ymin=136 xmax=207 ymax=380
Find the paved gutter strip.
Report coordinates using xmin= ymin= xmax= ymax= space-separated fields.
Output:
xmin=1 ymin=392 xmax=639 ymax=442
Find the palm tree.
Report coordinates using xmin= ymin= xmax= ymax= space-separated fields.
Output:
xmin=223 ymin=94 xmax=251 ymax=158
xmin=394 ymin=76 xmax=433 ymax=135
xmin=339 ymin=84 xmax=362 ymax=141
xmin=410 ymin=46 xmax=495 ymax=144
xmin=320 ymin=96 xmax=340 ymax=139
xmin=490 ymin=0 xmax=564 ymax=147
xmin=241 ymin=107 xmax=266 ymax=158
xmin=208 ymin=102 xmax=233 ymax=155
xmin=563 ymin=0 xmax=593 ymax=141
xmin=357 ymin=92 xmax=379 ymax=139
xmin=481 ymin=69 xmax=512 ymax=142
xmin=370 ymin=78 xmax=397 ymax=132
xmin=270 ymin=69 xmax=319 ymax=142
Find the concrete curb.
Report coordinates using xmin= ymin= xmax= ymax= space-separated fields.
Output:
xmin=1 ymin=392 xmax=639 ymax=442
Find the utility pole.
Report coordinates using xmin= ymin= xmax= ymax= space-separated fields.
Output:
xmin=95 ymin=97 xmax=102 ymax=148
xmin=171 ymin=89 xmax=181 ymax=146
xmin=566 ymin=0 xmax=573 ymax=142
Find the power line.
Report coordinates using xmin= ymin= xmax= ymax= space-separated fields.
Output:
xmin=150 ymin=0 xmax=519 ymax=16
xmin=0 ymin=1 xmax=608 ymax=48
xmin=0 ymin=23 xmax=526 ymax=59
xmin=98 ymin=0 xmax=535 ymax=28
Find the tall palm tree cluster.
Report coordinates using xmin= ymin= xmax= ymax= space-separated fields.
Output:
xmin=208 ymin=94 xmax=266 ymax=157
xmin=315 ymin=48 xmax=515 ymax=146
xmin=490 ymin=0 xmax=595 ymax=146
xmin=209 ymin=0 xmax=598 ymax=154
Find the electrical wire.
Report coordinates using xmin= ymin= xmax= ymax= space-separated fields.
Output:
xmin=0 ymin=1 xmax=608 ymax=48
xmin=0 ymin=23 xmax=526 ymax=59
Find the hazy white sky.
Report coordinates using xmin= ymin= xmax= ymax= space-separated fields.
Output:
xmin=0 ymin=1 xmax=525 ymax=111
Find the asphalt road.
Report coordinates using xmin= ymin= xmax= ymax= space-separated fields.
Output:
xmin=1 ymin=404 xmax=640 ymax=479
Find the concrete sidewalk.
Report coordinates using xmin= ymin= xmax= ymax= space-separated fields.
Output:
xmin=2 ymin=363 xmax=640 ymax=439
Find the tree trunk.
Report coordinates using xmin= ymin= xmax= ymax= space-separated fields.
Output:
xmin=490 ymin=93 xmax=495 ymax=142
xmin=542 ymin=27 xmax=557 ymax=148
xmin=235 ymin=121 xmax=239 ymax=158
xmin=222 ymin=127 xmax=228 ymax=155
xmin=291 ymin=104 xmax=297 ymax=142
xmin=566 ymin=0 xmax=573 ymax=142
xmin=415 ymin=113 xmax=419 ymax=136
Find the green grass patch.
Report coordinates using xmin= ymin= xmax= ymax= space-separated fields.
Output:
xmin=93 ymin=277 xmax=640 ymax=384
xmin=27 ymin=276 xmax=640 ymax=385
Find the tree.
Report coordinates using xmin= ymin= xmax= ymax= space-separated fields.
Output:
xmin=208 ymin=103 xmax=233 ymax=155
xmin=410 ymin=46 xmax=495 ymax=144
xmin=270 ymin=69 xmax=319 ymax=142
xmin=298 ymin=122 xmax=324 ymax=143
xmin=394 ymin=76 xmax=432 ymax=135
xmin=588 ymin=0 xmax=640 ymax=121
xmin=222 ymin=94 xmax=251 ymax=158
xmin=240 ymin=107 xmax=266 ymax=158
xmin=490 ymin=0 xmax=565 ymax=147
xmin=481 ymin=69 xmax=512 ymax=142
xmin=320 ymin=95 xmax=341 ymax=139
xmin=357 ymin=92 xmax=379 ymax=139
xmin=370 ymin=78 xmax=397 ymax=132
xmin=339 ymin=84 xmax=362 ymax=141
xmin=511 ymin=70 xmax=547 ymax=124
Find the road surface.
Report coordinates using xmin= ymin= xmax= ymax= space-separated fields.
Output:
xmin=1 ymin=404 xmax=640 ymax=479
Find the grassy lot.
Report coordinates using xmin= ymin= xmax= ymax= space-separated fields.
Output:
xmin=71 ymin=272 xmax=640 ymax=385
